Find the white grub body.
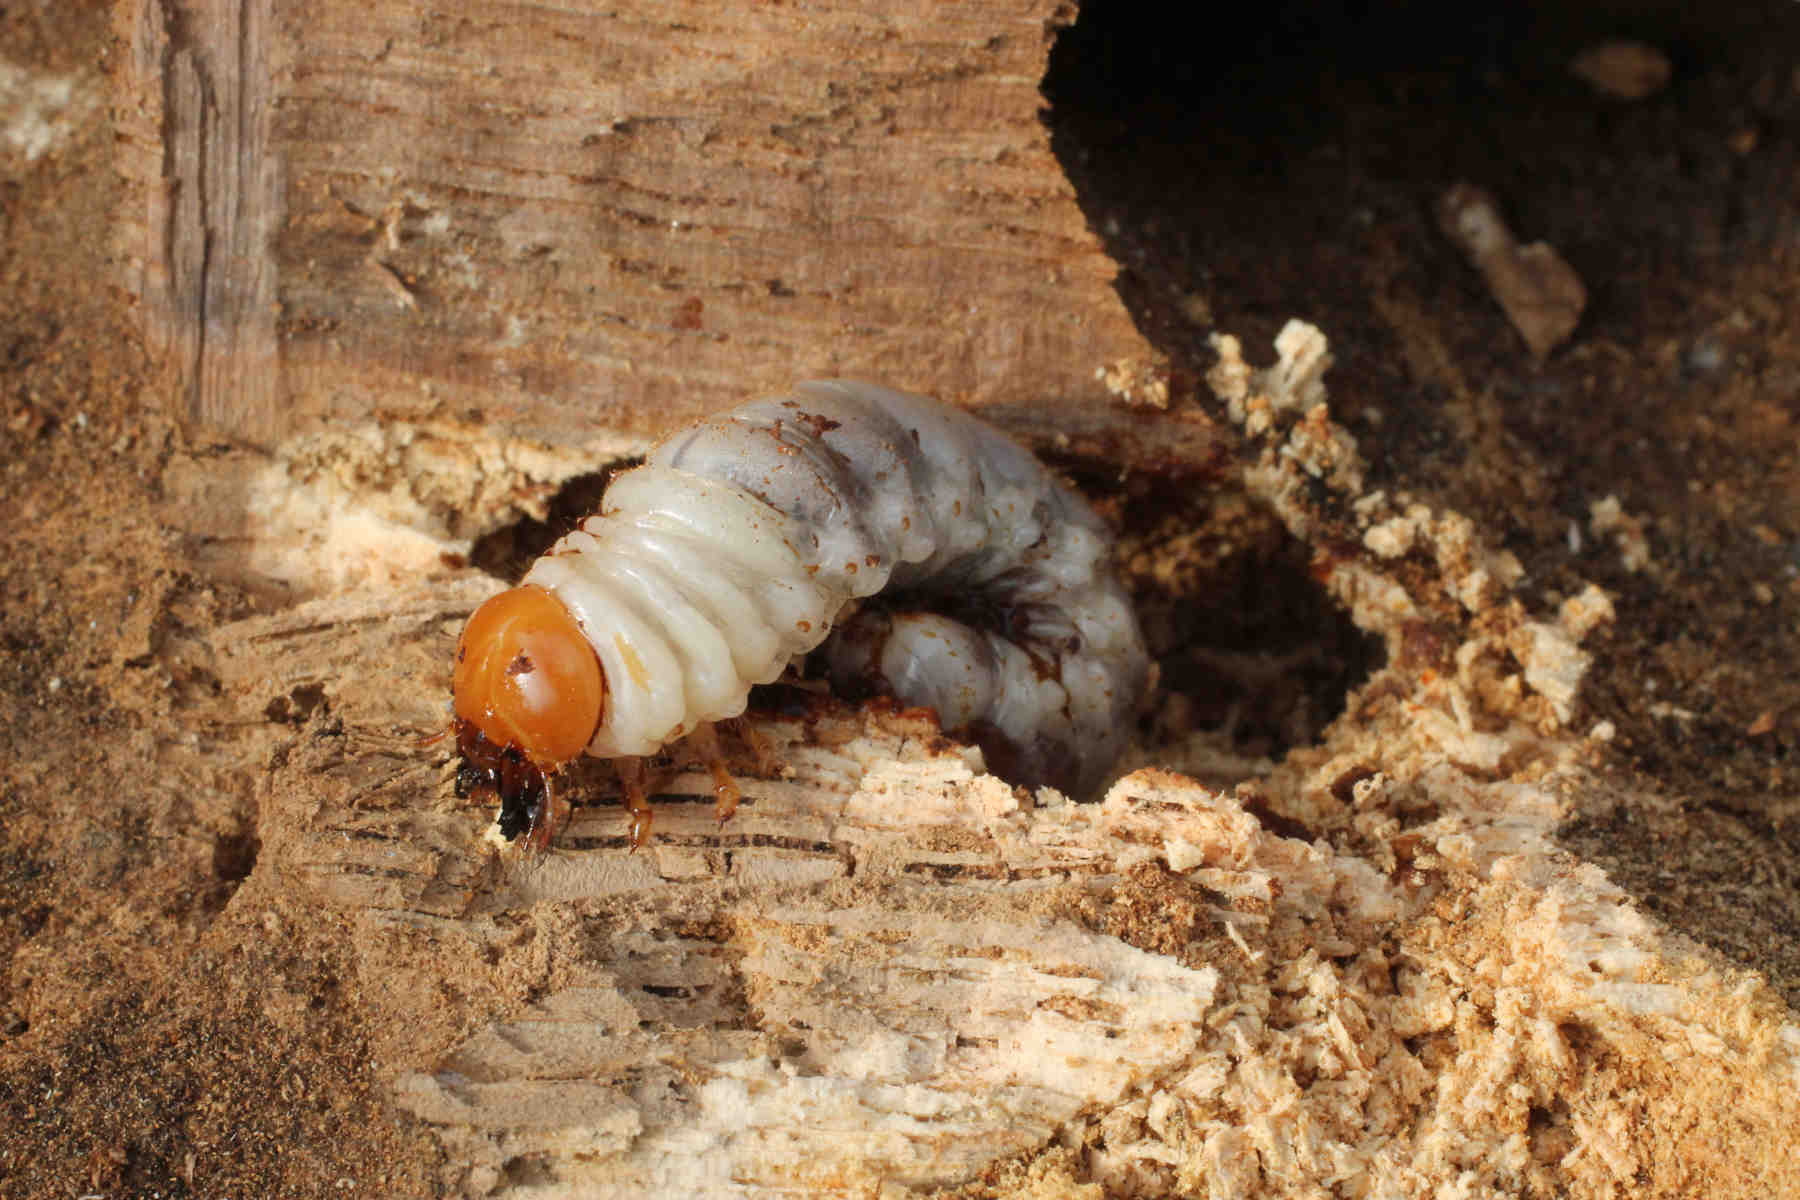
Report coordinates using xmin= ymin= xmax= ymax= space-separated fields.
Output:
xmin=523 ymin=380 xmax=1150 ymax=794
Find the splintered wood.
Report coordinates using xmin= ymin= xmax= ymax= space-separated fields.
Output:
xmin=111 ymin=0 xmax=1156 ymax=448
xmin=198 ymin=326 xmax=1800 ymax=1198
xmin=1437 ymin=183 xmax=1587 ymax=363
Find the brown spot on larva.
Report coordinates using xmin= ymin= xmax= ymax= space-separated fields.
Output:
xmin=795 ymin=409 xmax=842 ymax=437
xmin=902 ymin=516 xmax=911 ymax=531
xmin=845 ymin=561 xmax=858 ymax=574
xmin=865 ymin=554 xmax=880 ymax=566
xmin=797 ymin=620 xmax=812 ymax=632
xmin=507 ymin=653 xmax=535 ymax=676
xmin=953 ymin=500 xmax=962 ymax=516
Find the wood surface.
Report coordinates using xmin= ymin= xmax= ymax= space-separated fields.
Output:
xmin=113 ymin=0 xmax=1168 ymax=451
xmin=164 ymin=323 xmax=1799 ymax=1196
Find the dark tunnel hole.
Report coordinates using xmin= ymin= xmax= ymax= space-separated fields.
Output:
xmin=202 ymin=828 xmax=261 ymax=917
xmin=466 ymin=465 xmax=633 ymax=582
xmin=1142 ymin=529 xmax=1386 ymax=763
xmin=212 ymin=830 xmax=260 ymax=887
xmin=1051 ymin=456 xmax=1386 ymax=768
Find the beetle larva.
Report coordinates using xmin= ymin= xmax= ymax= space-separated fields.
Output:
xmin=451 ymin=380 xmax=1150 ymax=848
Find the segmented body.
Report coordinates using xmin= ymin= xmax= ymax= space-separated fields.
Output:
xmin=528 ymin=380 xmax=1147 ymax=792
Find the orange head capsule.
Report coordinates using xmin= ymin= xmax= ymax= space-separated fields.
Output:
xmin=451 ymin=585 xmax=605 ymax=841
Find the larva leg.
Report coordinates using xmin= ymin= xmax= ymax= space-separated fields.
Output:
xmin=523 ymin=775 xmax=568 ymax=853
xmin=685 ymin=721 xmax=742 ymax=826
xmin=617 ymin=756 xmax=654 ymax=851
xmin=726 ymin=716 xmax=780 ymax=779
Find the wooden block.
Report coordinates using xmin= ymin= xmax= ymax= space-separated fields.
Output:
xmin=113 ymin=0 xmax=1168 ymax=450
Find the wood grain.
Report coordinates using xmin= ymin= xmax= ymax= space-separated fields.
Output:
xmin=114 ymin=0 xmax=1166 ymax=450
xmin=115 ymin=0 xmax=283 ymax=434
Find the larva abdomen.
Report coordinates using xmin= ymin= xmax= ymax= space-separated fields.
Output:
xmin=455 ymin=380 xmax=1150 ymax=842
xmin=576 ymin=379 xmax=1144 ymax=788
